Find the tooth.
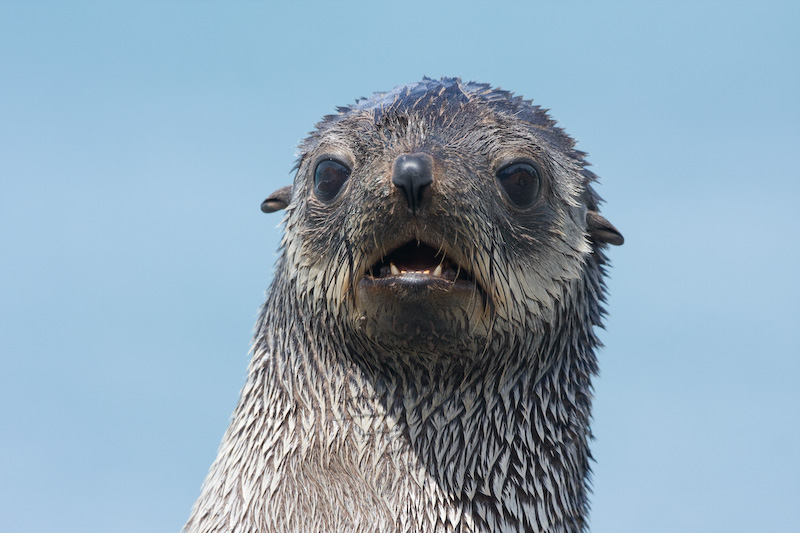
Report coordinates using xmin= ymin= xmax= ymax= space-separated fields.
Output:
xmin=433 ymin=264 xmax=443 ymax=277
xmin=390 ymin=263 xmax=400 ymax=276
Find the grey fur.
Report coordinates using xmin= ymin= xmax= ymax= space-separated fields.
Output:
xmin=185 ymin=78 xmax=623 ymax=533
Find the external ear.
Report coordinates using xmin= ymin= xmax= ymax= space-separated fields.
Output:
xmin=260 ymin=185 xmax=293 ymax=213
xmin=587 ymin=210 xmax=624 ymax=245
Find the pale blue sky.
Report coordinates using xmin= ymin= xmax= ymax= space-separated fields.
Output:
xmin=1 ymin=2 xmax=798 ymax=532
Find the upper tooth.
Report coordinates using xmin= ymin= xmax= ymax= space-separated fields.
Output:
xmin=432 ymin=264 xmax=443 ymax=277
xmin=390 ymin=263 xmax=400 ymax=276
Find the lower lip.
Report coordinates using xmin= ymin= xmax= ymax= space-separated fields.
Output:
xmin=359 ymin=273 xmax=475 ymax=293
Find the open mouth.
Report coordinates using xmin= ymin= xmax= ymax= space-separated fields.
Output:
xmin=365 ymin=242 xmax=473 ymax=283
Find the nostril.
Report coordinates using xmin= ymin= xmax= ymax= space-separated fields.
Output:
xmin=392 ymin=153 xmax=433 ymax=213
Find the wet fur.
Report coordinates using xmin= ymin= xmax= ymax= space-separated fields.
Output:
xmin=185 ymin=78 xmax=622 ymax=532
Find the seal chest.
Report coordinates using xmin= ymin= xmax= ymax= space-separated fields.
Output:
xmin=185 ymin=78 xmax=623 ymax=533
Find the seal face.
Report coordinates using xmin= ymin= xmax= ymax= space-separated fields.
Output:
xmin=188 ymin=78 xmax=623 ymax=533
xmin=280 ymin=78 xmax=621 ymax=357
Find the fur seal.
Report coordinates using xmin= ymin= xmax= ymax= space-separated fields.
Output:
xmin=185 ymin=77 xmax=623 ymax=532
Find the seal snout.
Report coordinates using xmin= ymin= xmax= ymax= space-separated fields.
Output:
xmin=392 ymin=153 xmax=433 ymax=214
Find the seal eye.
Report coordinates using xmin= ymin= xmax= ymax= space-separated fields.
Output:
xmin=314 ymin=159 xmax=351 ymax=202
xmin=496 ymin=162 xmax=541 ymax=207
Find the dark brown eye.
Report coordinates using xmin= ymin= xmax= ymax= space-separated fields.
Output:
xmin=496 ymin=162 xmax=541 ymax=207
xmin=314 ymin=159 xmax=350 ymax=202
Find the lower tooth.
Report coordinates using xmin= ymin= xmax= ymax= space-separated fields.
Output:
xmin=390 ymin=263 xmax=400 ymax=276
xmin=433 ymin=264 xmax=443 ymax=277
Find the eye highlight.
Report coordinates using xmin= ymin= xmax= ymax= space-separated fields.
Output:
xmin=496 ymin=161 xmax=541 ymax=207
xmin=313 ymin=159 xmax=351 ymax=202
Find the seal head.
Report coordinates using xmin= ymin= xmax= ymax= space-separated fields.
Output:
xmin=268 ymin=77 xmax=621 ymax=362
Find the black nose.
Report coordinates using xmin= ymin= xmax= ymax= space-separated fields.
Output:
xmin=392 ymin=153 xmax=433 ymax=214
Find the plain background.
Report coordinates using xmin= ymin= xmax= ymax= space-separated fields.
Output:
xmin=1 ymin=1 xmax=798 ymax=532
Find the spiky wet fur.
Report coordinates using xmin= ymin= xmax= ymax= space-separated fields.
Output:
xmin=185 ymin=78 xmax=617 ymax=532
